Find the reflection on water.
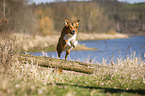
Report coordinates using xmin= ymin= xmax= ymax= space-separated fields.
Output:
xmin=29 ymin=36 xmax=145 ymax=64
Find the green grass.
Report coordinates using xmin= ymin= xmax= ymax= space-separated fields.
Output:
xmin=23 ymin=44 xmax=56 ymax=52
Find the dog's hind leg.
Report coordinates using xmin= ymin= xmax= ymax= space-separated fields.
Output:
xmin=65 ymin=50 xmax=70 ymax=60
xmin=57 ymin=51 xmax=61 ymax=58
xmin=57 ymin=48 xmax=62 ymax=59
xmin=56 ymin=44 xmax=62 ymax=59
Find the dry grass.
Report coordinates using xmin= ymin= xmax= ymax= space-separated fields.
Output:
xmin=0 ymin=37 xmax=55 ymax=95
xmin=12 ymin=33 xmax=59 ymax=51
xmin=0 ymin=35 xmax=19 ymax=72
xmin=0 ymin=60 xmax=56 ymax=96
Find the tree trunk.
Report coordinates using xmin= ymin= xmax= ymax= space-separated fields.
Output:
xmin=3 ymin=0 xmax=5 ymax=18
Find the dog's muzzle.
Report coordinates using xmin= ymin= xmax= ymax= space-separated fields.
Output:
xmin=70 ymin=30 xmax=75 ymax=35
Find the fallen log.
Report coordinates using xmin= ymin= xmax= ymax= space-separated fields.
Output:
xmin=18 ymin=54 xmax=95 ymax=74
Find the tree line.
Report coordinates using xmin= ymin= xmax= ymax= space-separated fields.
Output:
xmin=0 ymin=0 xmax=145 ymax=35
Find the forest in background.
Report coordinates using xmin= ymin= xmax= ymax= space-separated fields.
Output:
xmin=0 ymin=0 xmax=145 ymax=36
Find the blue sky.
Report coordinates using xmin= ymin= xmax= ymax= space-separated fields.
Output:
xmin=32 ymin=0 xmax=145 ymax=4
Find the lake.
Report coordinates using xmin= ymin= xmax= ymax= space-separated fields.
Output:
xmin=29 ymin=36 xmax=145 ymax=64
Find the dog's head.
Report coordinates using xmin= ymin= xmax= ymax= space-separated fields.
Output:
xmin=65 ymin=18 xmax=80 ymax=35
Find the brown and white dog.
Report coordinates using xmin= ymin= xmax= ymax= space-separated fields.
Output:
xmin=56 ymin=18 xmax=80 ymax=60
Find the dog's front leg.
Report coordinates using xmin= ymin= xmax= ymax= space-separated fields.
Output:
xmin=71 ymin=40 xmax=78 ymax=48
xmin=74 ymin=41 xmax=78 ymax=48
xmin=65 ymin=40 xmax=71 ymax=46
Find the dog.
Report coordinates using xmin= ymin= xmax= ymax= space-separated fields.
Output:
xmin=56 ymin=18 xmax=80 ymax=60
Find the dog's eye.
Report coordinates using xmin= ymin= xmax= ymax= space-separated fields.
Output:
xmin=69 ymin=27 xmax=72 ymax=29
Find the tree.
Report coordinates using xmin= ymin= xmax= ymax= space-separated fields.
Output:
xmin=0 ymin=0 xmax=8 ymax=33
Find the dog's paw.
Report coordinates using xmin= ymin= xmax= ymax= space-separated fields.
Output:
xmin=73 ymin=41 xmax=78 ymax=48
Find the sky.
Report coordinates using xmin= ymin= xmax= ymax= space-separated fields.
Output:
xmin=32 ymin=0 xmax=145 ymax=4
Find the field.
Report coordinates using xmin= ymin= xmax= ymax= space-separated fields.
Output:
xmin=0 ymin=34 xmax=145 ymax=96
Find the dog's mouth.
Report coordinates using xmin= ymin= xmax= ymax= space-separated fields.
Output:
xmin=70 ymin=32 xmax=75 ymax=35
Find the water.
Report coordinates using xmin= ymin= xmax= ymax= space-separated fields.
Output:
xmin=29 ymin=36 xmax=145 ymax=64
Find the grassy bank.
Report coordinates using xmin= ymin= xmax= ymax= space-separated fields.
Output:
xmin=0 ymin=53 xmax=145 ymax=96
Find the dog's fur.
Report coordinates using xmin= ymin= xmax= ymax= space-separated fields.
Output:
xmin=56 ymin=18 xmax=80 ymax=60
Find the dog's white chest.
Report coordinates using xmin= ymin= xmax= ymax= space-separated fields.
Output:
xmin=64 ymin=34 xmax=76 ymax=42
xmin=63 ymin=34 xmax=78 ymax=51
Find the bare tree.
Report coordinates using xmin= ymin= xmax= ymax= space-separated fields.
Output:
xmin=0 ymin=0 xmax=8 ymax=33
xmin=3 ymin=0 xmax=5 ymax=18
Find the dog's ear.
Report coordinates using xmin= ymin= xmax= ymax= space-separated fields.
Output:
xmin=65 ymin=18 xmax=70 ymax=26
xmin=75 ymin=20 xmax=80 ymax=27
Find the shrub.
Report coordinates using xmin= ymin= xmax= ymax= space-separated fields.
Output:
xmin=0 ymin=35 xmax=19 ymax=72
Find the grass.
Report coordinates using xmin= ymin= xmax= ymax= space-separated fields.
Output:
xmin=0 ymin=33 xmax=145 ymax=96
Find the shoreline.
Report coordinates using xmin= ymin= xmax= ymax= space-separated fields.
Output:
xmin=12 ymin=32 xmax=129 ymax=52
xmin=128 ymin=33 xmax=145 ymax=36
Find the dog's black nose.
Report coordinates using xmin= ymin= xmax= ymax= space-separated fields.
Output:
xmin=71 ymin=30 xmax=75 ymax=35
xmin=72 ymin=30 xmax=75 ymax=33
